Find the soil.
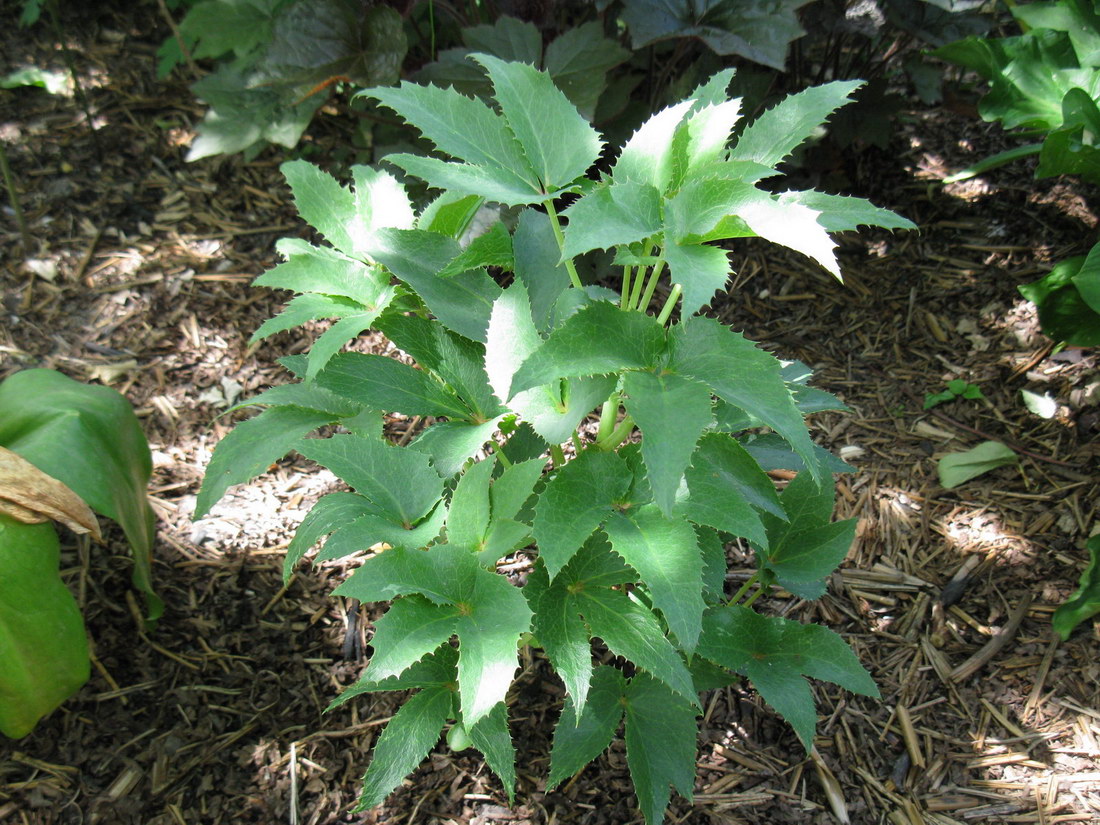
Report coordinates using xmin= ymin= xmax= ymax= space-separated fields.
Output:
xmin=1 ymin=4 xmax=1098 ymax=825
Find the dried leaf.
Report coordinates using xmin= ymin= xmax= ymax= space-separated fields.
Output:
xmin=0 ymin=447 xmax=101 ymax=541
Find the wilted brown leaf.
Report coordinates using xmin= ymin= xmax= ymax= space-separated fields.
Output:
xmin=0 ymin=446 xmax=101 ymax=541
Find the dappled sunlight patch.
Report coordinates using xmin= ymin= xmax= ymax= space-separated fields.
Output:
xmin=937 ymin=509 xmax=1035 ymax=564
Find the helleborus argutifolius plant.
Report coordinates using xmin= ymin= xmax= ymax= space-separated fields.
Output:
xmin=197 ymin=58 xmax=914 ymax=823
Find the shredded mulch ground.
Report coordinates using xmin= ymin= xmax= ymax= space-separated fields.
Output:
xmin=1 ymin=5 xmax=1098 ymax=824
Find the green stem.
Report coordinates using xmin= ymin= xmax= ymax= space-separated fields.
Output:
xmin=635 ymin=258 xmax=666 ymax=312
xmin=743 ymin=585 xmax=767 ymax=609
xmin=493 ymin=441 xmax=513 ymax=468
xmin=543 ymin=198 xmax=583 ymax=290
xmin=597 ymin=415 xmax=635 ymax=450
xmin=728 ymin=572 xmax=759 ymax=605
xmin=621 ymin=266 xmax=634 ymax=309
xmin=571 ymin=432 xmax=583 ymax=454
xmin=656 ymin=284 xmax=682 ymax=326
xmin=0 ymin=142 xmax=30 ymax=251
xmin=550 ymin=443 xmax=566 ymax=468
xmin=596 ymin=392 xmax=621 ymax=442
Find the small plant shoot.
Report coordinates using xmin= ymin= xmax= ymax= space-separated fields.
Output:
xmin=198 ymin=59 xmax=914 ymax=822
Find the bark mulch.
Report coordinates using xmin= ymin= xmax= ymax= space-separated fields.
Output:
xmin=1 ymin=5 xmax=1098 ymax=824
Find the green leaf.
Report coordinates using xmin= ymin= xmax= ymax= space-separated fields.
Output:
xmin=318 ymin=353 xmax=472 ymax=419
xmin=623 ymin=370 xmax=713 ymax=515
xmin=489 ymin=457 xmax=545 ymax=522
xmin=543 ymin=22 xmax=631 ymax=119
xmin=418 ymin=192 xmax=484 ymax=238
xmin=304 ymin=308 xmax=394 ymax=380
xmin=532 ymin=567 xmax=594 ymax=707
xmin=669 ymin=317 xmax=819 ymax=480
xmin=249 ymin=293 xmax=367 ymax=345
xmin=547 ymin=666 xmax=626 ymax=789
xmin=623 ymin=672 xmax=699 ymax=825
xmin=297 ymin=433 xmax=443 ymax=526
xmin=355 ymin=682 xmax=453 ymax=810
xmin=284 ymin=492 xmax=374 ymax=579
xmin=367 ymin=79 xmax=539 ymax=194
xmin=777 ymin=191 xmax=917 ymax=233
xmin=472 ymin=54 xmax=603 ymax=191
xmin=367 ymin=228 xmax=502 ymax=343
xmin=331 ymin=644 xmax=458 ymax=708
xmin=382 ymin=152 xmax=552 ymax=205
xmin=510 ymin=302 xmax=667 ymax=397
xmin=467 ymin=702 xmax=517 ymax=802
xmin=533 ymin=450 xmax=633 ymax=578
xmin=663 ymin=240 xmax=731 ymax=317
xmin=1053 ymin=534 xmax=1100 ymax=640
xmin=739 ymin=434 xmax=853 ymax=476
xmin=409 ymin=417 xmax=504 ymax=477
xmin=678 ymin=433 xmax=778 ymax=546
xmin=560 ymin=182 xmax=663 ymax=259
xmin=613 ymin=99 xmax=697 ymax=191
xmin=316 ymin=503 xmax=446 ymax=561
xmin=438 ymin=222 xmax=514 ymax=279
xmin=0 ymin=516 xmax=89 ymax=738
xmin=698 ymin=605 xmax=878 ymax=750
xmin=513 ymin=211 xmax=572 ymax=333
xmin=0 ymin=370 xmax=158 ymax=618
xmin=447 ymin=456 xmax=496 ymax=548
xmin=603 ymin=506 xmax=707 ymax=651
xmin=477 ymin=518 xmax=532 ymax=567
xmin=335 ymin=544 xmax=530 ymax=725
xmin=729 ymin=80 xmax=863 ymax=169
xmin=760 ymin=519 xmax=856 ymax=600
xmin=365 ymin=594 xmax=459 ymax=681
xmin=486 ymin=282 xmax=616 ymax=443
xmin=937 ymin=441 xmax=1018 ymax=489
xmin=578 ymin=586 xmax=697 ymax=703
xmin=695 ymin=525 xmax=727 ymax=603
xmin=281 ymin=160 xmax=356 ymax=259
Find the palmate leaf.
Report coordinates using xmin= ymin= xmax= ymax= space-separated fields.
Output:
xmin=408 ymin=417 xmax=505 ymax=477
xmin=255 ymin=239 xmax=388 ymax=304
xmin=318 ymin=353 xmax=473 ymax=419
xmin=283 ymin=491 xmax=376 ymax=579
xmin=698 ymin=605 xmax=878 ymax=750
xmin=366 ymin=594 xmax=460 ymax=680
xmin=438 ymin=222 xmax=514 ymax=279
xmin=315 ymin=503 xmax=446 ymax=563
xmin=547 ymin=666 xmax=626 ymax=788
xmin=662 ymin=240 xmax=732 ymax=317
xmin=513 ymin=211 xmax=572 ymax=333
xmin=532 ymin=450 xmax=633 ymax=579
xmin=560 ymin=181 xmax=664 ymax=259
xmin=465 ymin=701 xmax=517 ymax=803
xmin=249 ymin=293 xmax=367 ymax=345
xmin=334 ymin=543 xmax=530 ymax=726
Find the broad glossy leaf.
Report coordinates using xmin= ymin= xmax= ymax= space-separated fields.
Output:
xmin=603 ymin=505 xmax=706 ymax=651
xmin=533 ymin=450 xmax=633 ymax=578
xmin=698 ymin=605 xmax=878 ymax=749
xmin=467 ymin=702 xmax=517 ymax=802
xmin=510 ymin=302 xmax=667 ymax=397
xmin=621 ymin=0 xmax=811 ymax=71
xmin=477 ymin=518 xmax=532 ymax=567
xmin=669 ymin=317 xmax=819 ymax=480
xmin=623 ymin=672 xmax=699 ymax=825
xmin=318 ymin=353 xmax=472 ymax=419
xmin=560 ymin=181 xmax=663 ymax=259
xmin=729 ymin=80 xmax=863 ymax=168
xmin=547 ymin=666 xmax=626 ymax=789
xmin=297 ymin=433 xmax=443 ymax=526
xmin=473 ymin=54 xmax=603 ymax=191
xmin=0 ymin=371 xmax=158 ymax=617
xmin=622 ymin=370 xmax=713 ymax=515
xmin=355 ymin=683 xmax=453 ymax=810
xmin=0 ymin=516 xmax=89 ymax=738
xmin=1053 ymin=534 xmax=1100 ymax=640
xmin=365 ymin=594 xmax=459 ymax=681
xmin=488 ymin=457 xmax=545 ymax=522
xmin=367 ymin=228 xmax=502 ymax=343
